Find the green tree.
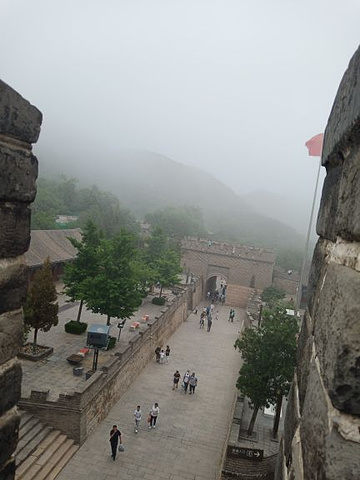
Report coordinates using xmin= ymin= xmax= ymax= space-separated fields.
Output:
xmin=23 ymin=258 xmax=59 ymax=354
xmin=145 ymin=206 xmax=207 ymax=237
xmin=234 ymin=306 xmax=298 ymax=437
xmin=144 ymin=227 xmax=182 ymax=296
xmin=260 ymin=285 xmax=286 ymax=308
xmin=84 ymin=230 xmax=143 ymax=325
xmin=63 ymin=221 xmax=103 ymax=322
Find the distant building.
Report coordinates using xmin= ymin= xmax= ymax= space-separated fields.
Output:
xmin=55 ymin=215 xmax=79 ymax=227
xmin=25 ymin=229 xmax=82 ymax=282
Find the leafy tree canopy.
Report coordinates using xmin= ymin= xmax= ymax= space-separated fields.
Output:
xmin=260 ymin=285 xmax=286 ymax=308
xmin=83 ymin=229 xmax=143 ymax=324
xmin=23 ymin=258 xmax=59 ymax=352
xmin=31 ymin=175 xmax=139 ymax=237
xmin=145 ymin=206 xmax=207 ymax=238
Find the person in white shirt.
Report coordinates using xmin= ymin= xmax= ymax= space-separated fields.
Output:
xmin=149 ymin=402 xmax=159 ymax=429
xmin=134 ymin=405 xmax=142 ymax=433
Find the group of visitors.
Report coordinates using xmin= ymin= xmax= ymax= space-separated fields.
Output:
xmin=206 ymin=284 xmax=227 ymax=304
xmin=172 ymin=369 xmax=198 ymax=394
xmin=154 ymin=345 xmax=170 ymax=364
xmin=200 ymin=305 xmax=215 ymax=332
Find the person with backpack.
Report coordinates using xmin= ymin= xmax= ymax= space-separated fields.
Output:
xmin=173 ymin=370 xmax=181 ymax=390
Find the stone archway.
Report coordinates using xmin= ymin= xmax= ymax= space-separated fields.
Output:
xmin=205 ymin=273 xmax=228 ymax=300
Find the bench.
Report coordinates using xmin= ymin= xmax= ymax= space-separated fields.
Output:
xmin=130 ymin=322 xmax=140 ymax=331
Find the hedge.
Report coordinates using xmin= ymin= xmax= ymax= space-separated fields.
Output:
xmin=65 ymin=321 xmax=88 ymax=335
xmin=152 ymin=296 xmax=166 ymax=306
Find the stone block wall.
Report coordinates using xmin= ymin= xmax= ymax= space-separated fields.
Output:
xmin=182 ymin=248 xmax=274 ymax=291
xmin=0 ymin=80 xmax=42 ymax=480
xmin=275 ymin=47 xmax=360 ymax=479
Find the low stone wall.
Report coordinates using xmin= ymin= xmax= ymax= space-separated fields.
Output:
xmin=19 ymin=279 xmax=203 ymax=444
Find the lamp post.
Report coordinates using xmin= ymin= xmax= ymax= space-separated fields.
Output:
xmin=117 ymin=319 xmax=126 ymax=343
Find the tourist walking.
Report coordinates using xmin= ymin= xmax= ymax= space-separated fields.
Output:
xmin=109 ymin=425 xmax=122 ymax=460
xmin=207 ymin=313 xmax=213 ymax=332
xmin=199 ymin=311 xmax=206 ymax=329
xmin=149 ymin=403 xmax=159 ymax=429
xmin=165 ymin=345 xmax=170 ymax=363
xmin=134 ymin=405 xmax=142 ymax=433
xmin=155 ymin=346 xmax=161 ymax=363
xmin=159 ymin=349 xmax=165 ymax=364
xmin=229 ymin=309 xmax=235 ymax=322
xmin=183 ymin=370 xmax=190 ymax=393
xmin=173 ymin=370 xmax=181 ymax=390
xmin=189 ymin=372 xmax=198 ymax=394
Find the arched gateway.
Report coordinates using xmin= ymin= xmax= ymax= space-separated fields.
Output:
xmin=181 ymin=238 xmax=276 ymax=307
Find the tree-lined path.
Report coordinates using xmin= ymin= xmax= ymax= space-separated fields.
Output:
xmin=57 ymin=304 xmax=245 ymax=480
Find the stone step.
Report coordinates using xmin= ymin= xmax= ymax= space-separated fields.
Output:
xmin=35 ymin=438 xmax=76 ymax=480
xmin=18 ymin=413 xmax=34 ymax=436
xmin=16 ymin=430 xmax=62 ymax=479
xmin=16 ymin=417 xmax=45 ymax=456
xmin=47 ymin=444 xmax=79 ymax=480
xmin=16 ymin=434 xmax=68 ymax=480
xmin=17 ymin=416 xmax=40 ymax=443
xmin=16 ymin=425 xmax=53 ymax=466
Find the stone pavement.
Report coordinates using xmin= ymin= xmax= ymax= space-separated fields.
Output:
xmin=57 ymin=303 xmax=245 ymax=480
xmin=20 ymin=284 xmax=180 ymax=401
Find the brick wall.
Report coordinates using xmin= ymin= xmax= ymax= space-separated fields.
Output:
xmin=0 ymin=81 xmax=42 ymax=480
xmin=182 ymin=243 xmax=274 ymax=292
xmin=19 ymin=279 xmax=204 ymax=444
xmin=275 ymin=47 xmax=360 ymax=479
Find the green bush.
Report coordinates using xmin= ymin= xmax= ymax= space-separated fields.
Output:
xmin=65 ymin=321 xmax=88 ymax=335
xmin=152 ymin=296 xmax=166 ymax=306
xmin=107 ymin=336 xmax=116 ymax=350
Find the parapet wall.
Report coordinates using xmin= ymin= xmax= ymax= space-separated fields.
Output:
xmin=275 ymin=47 xmax=360 ymax=479
xmin=19 ymin=279 xmax=203 ymax=444
xmin=0 ymin=81 xmax=42 ymax=480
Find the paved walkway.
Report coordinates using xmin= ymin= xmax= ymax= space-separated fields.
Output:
xmin=57 ymin=303 xmax=245 ymax=480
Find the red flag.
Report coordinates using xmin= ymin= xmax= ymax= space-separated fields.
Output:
xmin=305 ymin=133 xmax=324 ymax=157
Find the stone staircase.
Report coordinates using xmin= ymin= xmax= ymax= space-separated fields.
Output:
xmin=15 ymin=412 xmax=79 ymax=480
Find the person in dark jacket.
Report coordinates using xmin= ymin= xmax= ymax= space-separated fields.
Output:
xmin=109 ymin=425 xmax=122 ymax=460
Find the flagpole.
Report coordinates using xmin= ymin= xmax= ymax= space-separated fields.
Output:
xmin=296 ymin=156 xmax=322 ymax=311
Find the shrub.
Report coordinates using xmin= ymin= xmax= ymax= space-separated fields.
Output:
xmin=107 ymin=336 xmax=116 ymax=350
xmin=152 ymin=296 xmax=166 ymax=306
xmin=65 ymin=321 xmax=88 ymax=335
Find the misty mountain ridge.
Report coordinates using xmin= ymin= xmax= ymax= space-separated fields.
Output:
xmin=37 ymin=146 xmax=304 ymax=249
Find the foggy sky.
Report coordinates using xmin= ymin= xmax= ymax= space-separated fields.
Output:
xmin=1 ymin=1 xmax=359 ymax=216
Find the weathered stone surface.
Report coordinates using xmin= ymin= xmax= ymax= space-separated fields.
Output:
xmin=0 ymin=260 xmax=28 ymax=315
xmin=283 ymin=375 xmax=300 ymax=464
xmin=323 ymin=428 xmax=360 ymax=479
xmin=300 ymin=360 xmax=330 ymax=479
xmin=314 ymin=263 xmax=360 ymax=414
xmin=0 ymin=310 xmax=23 ymax=366
xmin=0 ymin=409 xmax=20 ymax=466
xmin=0 ymin=203 xmax=31 ymax=259
xmin=0 ymin=362 xmax=21 ymax=416
xmin=0 ymin=145 xmax=38 ymax=202
xmin=306 ymin=238 xmax=330 ymax=318
xmin=336 ymin=148 xmax=360 ymax=241
xmin=0 ymin=459 xmax=16 ymax=480
xmin=316 ymin=164 xmax=342 ymax=242
xmin=0 ymin=80 xmax=42 ymax=144
xmin=322 ymin=45 xmax=360 ymax=165
xmin=296 ymin=311 xmax=314 ymax=413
